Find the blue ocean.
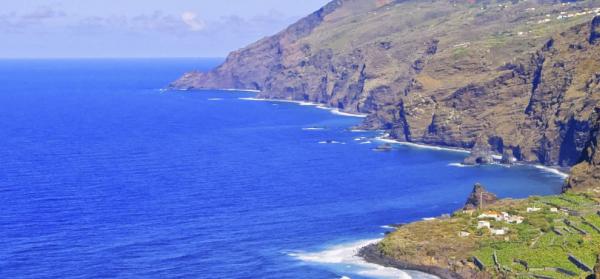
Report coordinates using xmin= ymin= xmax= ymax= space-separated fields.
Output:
xmin=0 ymin=59 xmax=565 ymax=279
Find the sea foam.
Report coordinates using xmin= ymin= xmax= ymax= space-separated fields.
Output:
xmin=374 ymin=137 xmax=471 ymax=154
xmin=238 ymin=97 xmax=368 ymax=118
xmin=289 ymin=239 xmax=438 ymax=279
xmin=448 ymin=162 xmax=569 ymax=178
xmin=219 ymin=88 xmax=261 ymax=93
xmin=448 ymin=163 xmax=471 ymax=168
xmin=533 ymin=165 xmax=569 ymax=179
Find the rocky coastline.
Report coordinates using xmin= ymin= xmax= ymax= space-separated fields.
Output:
xmin=170 ymin=1 xmax=600 ymax=277
xmin=171 ymin=0 xmax=600 ymax=180
xmin=358 ymin=244 xmax=467 ymax=279
xmin=356 ymin=184 xmax=500 ymax=279
xmin=357 ymin=183 xmax=600 ymax=278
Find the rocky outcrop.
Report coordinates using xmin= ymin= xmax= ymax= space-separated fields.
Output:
xmin=463 ymin=136 xmax=495 ymax=165
xmin=171 ymin=0 xmax=600 ymax=173
xmin=359 ymin=244 xmax=476 ymax=279
xmin=463 ymin=183 xmax=498 ymax=210
xmin=501 ymin=149 xmax=516 ymax=165
xmin=564 ymin=107 xmax=600 ymax=193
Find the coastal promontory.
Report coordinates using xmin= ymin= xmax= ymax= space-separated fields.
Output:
xmin=171 ymin=0 xmax=600 ymax=188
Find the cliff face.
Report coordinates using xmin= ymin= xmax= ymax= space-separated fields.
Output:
xmin=171 ymin=0 xmax=600 ymax=170
xmin=565 ymin=107 xmax=600 ymax=192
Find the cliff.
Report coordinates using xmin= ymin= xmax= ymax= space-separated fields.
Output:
xmin=565 ymin=107 xmax=600 ymax=192
xmin=171 ymin=0 xmax=600 ymax=182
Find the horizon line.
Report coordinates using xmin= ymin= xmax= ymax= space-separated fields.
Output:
xmin=0 ymin=56 xmax=226 ymax=60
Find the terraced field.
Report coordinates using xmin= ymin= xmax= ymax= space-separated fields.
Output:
xmin=379 ymin=192 xmax=600 ymax=278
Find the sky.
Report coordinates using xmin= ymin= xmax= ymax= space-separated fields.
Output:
xmin=0 ymin=0 xmax=330 ymax=58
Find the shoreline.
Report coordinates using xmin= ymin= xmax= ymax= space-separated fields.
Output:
xmin=178 ymin=87 xmax=569 ymax=178
xmin=238 ymin=97 xmax=368 ymax=118
xmin=173 ymin=87 xmax=262 ymax=93
xmin=183 ymin=88 xmax=571 ymax=278
xmin=374 ymin=135 xmax=570 ymax=179
xmin=171 ymin=88 xmax=365 ymax=118
xmin=289 ymin=238 xmax=440 ymax=279
xmin=358 ymin=244 xmax=461 ymax=279
xmin=374 ymin=135 xmax=471 ymax=154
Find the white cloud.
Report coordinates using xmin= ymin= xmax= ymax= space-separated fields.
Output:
xmin=181 ymin=11 xmax=205 ymax=31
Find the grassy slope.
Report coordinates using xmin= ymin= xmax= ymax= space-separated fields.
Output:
xmin=301 ymin=0 xmax=597 ymax=87
xmin=380 ymin=192 xmax=600 ymax=278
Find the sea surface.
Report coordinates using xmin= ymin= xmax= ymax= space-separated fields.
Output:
xmin=0 ymin=59 xmax=566 ymax=279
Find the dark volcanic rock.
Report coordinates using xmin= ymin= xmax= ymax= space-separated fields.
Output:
xmin=463 ymin=136 xmax=495 ymax=165
xmin=374 ymin=143 xmax=393 ymax=151
xmin=501 ymin=148 xmax=516 ymax=165
xmin=463 ymin=183 xmax=498 ymax=210
xmin=590 ymin=16 xmax=600 ymax=45
xmin=565 ymin=108 xmax=600 ymax=193
xmin=358 ymin=244 xmax=470 ymax=279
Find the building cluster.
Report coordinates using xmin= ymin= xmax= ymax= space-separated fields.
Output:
xmin=556 ymin=8 xmax=600 ymax=20
xmin=471 ymin=210 xmax=524 ymax=236
xmin=462 ymin=206 xmax=564 ymax=237
xmin=478 ymin=210 xmax=524 ymax=224
xmin=526 ymin=5 xmax=600 ymax=25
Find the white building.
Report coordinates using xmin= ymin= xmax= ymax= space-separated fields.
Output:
xmin=478 ymin=221 xmax=491 ymax=229
xmin=491 ymin=228 xmax=507 ymax=236
xmin=478 ymin=211 xmax=503 ymax=221
xmin=527 ymin=207 xmax=541 ymax=213
xmin=505 ymin=215 xmax=524 ymax=224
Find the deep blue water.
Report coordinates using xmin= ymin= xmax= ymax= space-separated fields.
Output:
xmin=0 ymin=59 xmax=565 ymax=279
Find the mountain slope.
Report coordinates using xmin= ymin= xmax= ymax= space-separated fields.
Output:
xmin=565 ymin=107 xmax=600 ymax=192
xmin=171 ymin=0 xmax=600 ymax=186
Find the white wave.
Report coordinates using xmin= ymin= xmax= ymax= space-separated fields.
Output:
xmin=448 ymin=161 xmax=569 ymax=178
xmin=354 ymin=137 xmax=366 ymax=141
xmin=239 ymin=97 xmax=265 ymax=101
xmin=330 ymin=108 xmax=368 ymax=118
xmin=207 ymin=98 xmax=224 ymax=101
xmin=380 ymin=225 xmax=396 ymax=230
xmin=350 ymin=129 xmax=369 ymax=133
xmin=447 ymin=163 xmax=470 ymax=168
xmin=303 ymin=127 xmax=326 ymax=131
xmin=374 ymin=137 xmax=471 ymax=154
xmin=289 ymin=239 xmax=438 ymax=279
xmin=360 ymin=141 xmax=373 ymax=144
xmin=533 ymin=165 xmax=569 ymax=179
xmin=239 ymin=97 xmax=315 ymax=106
xmin=219 ymin=88 xmax=261 ymax=93
xmin=238 ymin=97 xmax=369 ymax=118
xmin=318 ymin=140 xmax=345 ymax=144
